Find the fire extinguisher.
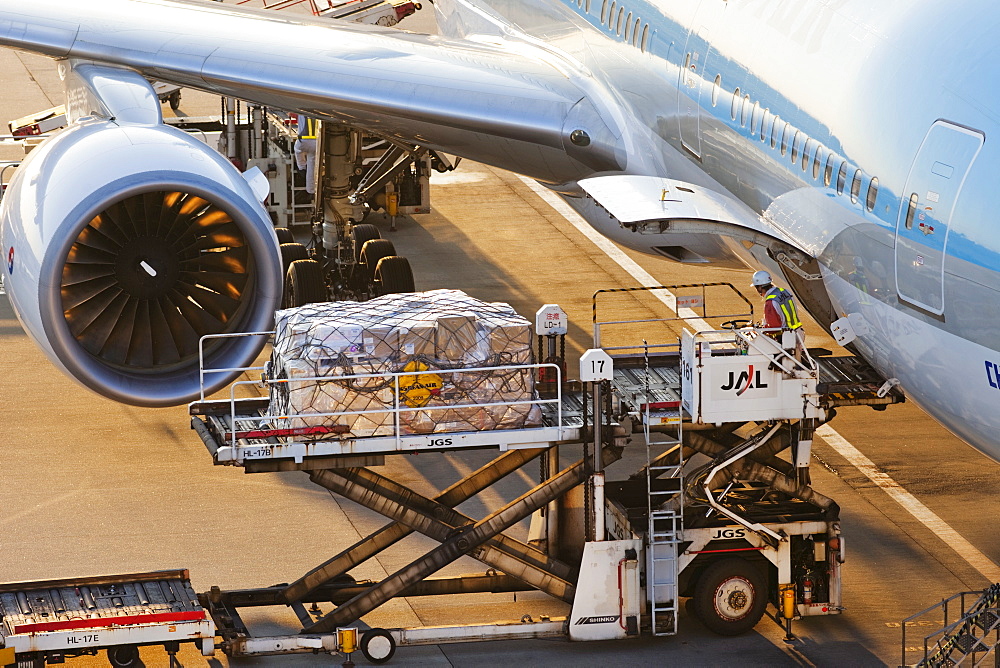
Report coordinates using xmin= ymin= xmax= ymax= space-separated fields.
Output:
xmin=802 ymin=574 xmax=813 ymax=604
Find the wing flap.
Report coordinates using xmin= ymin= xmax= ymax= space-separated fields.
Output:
xmin=579 ymin=175 xmax=814 ymax=269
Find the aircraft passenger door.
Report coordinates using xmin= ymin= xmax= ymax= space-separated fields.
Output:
xmin=678 ymin=27 xmax=709 ymax=160
xmin=894 ymin=121 xmax=983 ymax=315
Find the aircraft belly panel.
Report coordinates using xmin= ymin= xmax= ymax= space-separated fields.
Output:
xmin=821 ymin=268 xmax=1000 ymax=461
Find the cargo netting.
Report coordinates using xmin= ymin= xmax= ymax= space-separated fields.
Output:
xmin=268 ymin=290 xmax=542 ymax=437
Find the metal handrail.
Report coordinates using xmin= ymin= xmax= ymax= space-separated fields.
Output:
xmin=224 ymin=362 xmax=564 ymax=449
xmin=197 ymin=331 xmax=274 ymax=400
xmin=592 ymin=282 xmax=754 ymax=348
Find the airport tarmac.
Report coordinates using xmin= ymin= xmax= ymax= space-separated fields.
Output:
xmin=1 ymin=3 xmax=999 ymax=667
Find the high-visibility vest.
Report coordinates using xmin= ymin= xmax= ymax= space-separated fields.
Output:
xmin=298 ymin=116 xmax=318 ymax=139
xmin=765 ymin=286 xmax=802 ymax=330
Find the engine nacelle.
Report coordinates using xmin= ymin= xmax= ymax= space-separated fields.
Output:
xmin=1 ymin=119 xmax=282 ymax=406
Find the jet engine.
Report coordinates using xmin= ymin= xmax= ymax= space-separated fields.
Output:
xmin=0 ymin=119 xmax=282 ymax=406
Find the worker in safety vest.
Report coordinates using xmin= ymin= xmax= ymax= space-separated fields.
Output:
xmin=293 ymin=115 xmax=318 ymax=195
xmin=751 ymin=270 xmax=804 ymax=353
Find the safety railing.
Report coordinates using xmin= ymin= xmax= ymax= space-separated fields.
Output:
xmin=196 ymin=332 xmax=564 ymax=450
xmin=197 ymin=331 xmax=274 ymax=401
xmin=592 ymin=282 xmax=754 ymax=353
xmin=683 ymin=325 xmax=816 ymax=378
xmin=221 ymin=363 xmax=564 ymax=450
xmin=235 ymin=0 xmax=316 ymax=11
xmin=901 ymin=585 xmax=1000 ymax=668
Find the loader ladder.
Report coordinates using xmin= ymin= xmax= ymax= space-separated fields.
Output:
xmin=641 ymin=343 xmax=683 ymax=637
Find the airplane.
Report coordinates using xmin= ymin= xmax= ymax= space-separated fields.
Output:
xmin=0 ymin=0 xmax=997 ymax=464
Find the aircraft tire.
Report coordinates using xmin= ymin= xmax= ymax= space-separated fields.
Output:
xmin=373 ymin=256 xmax=414 ymax=296
xmin=359 ymin=239 xmax=397 ymax=284
xmin=285 ymin=259 xmax=327 ymax=307
xmin=350 ymin=224 xmax=381 ymax=263
xmin=280 ymin=242 xmax=309 ymax=277
xmin=274 ymin=227 xmax=294 ymax=244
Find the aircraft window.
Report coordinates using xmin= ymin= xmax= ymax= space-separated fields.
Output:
xmin=770 ymin=116 xmax=780 ymax=148
xmin=801 ymin=138 xmax=812 ymax=171
xmin=712 ymin=75 xmax=722 ymax=106
xmin=617 ymin=7 xmax=624 ymax=34
xmin=633 ymin=18 xmax=641 ymax=45
xmin=625 ymin=13 xmax=633 ymax=41
xmin=837 ymin=162 xmax=848 ymax=194
xmin=780 ymin=122 xmax=789 ymax=155
xmin=641 ymin=24 xmax=649 ymax=52
xmin=761 ymin=109 xmax=771 ymax=142
xmin=791 ymin=130 xmax=802 ymax=164
xmin=867 ymin=177 xmax=879 ymax=211
xmin=905 ymin=192 xmax=918 ymax=229
xmin=740 ymin=94 xmax=750 ymax=126
xmin=813 ymin=146 xmax=824 ymax=180
xmin=608 ymin=2 xmax=615 ymax=27
xmin=824 ymin=153 xmax=836 ymax=186
xmin=586 ymin=0 xmax=592 ymax=12
xmin=751 ymin=101 xmax=762 ymax=136
xmin=850 ymin=169 xmax=862 ymax=203
xmin=601 ymin=0 xmax=608 ymax=23
xmin=578 ymin=0 xmax=582 ymax=7
xmin=731 ymin=87 xmax=740 ymax=121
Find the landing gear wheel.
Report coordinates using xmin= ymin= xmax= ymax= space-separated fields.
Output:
xmin=168 ymin=90 xmax=181 ymax=111
xmin=274 ymin=227 xmax=294 ymax=244
xmin=284 ymin=259 xmax=327 ymax=307
xmin=373 ymin=256 xmax=414 ymax=296
xmin=107 ymin=645 xmax=141 ymax=668
xmin=350 ymin=223 xmax=381 ymax=263
xmin=359 ymin=239 xmax=397 ymax=283
xmin=280 ymin=242 xmax=310 ymax=277
xmin=692 ymin=558 xmax=767 ymax=636
xmin=360 ymin=628 xmax=395 ymax=664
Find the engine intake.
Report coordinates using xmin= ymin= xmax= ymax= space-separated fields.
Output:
xmin=1 ymin=120 xmax=282 ymax=406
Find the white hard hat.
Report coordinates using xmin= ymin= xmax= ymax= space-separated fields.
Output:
xmin=750 ymin=270 xmax=772 ymax=287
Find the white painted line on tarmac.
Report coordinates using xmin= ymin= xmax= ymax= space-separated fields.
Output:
xmin=516 ymin=176 xmax=713 ymax=332
xmin=517 ymin=173 xmax=1000 ymax=585
xmin=816 ymin=425 xmax=1000 ymax=583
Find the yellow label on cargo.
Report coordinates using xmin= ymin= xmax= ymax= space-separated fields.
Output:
xmin=0 ymin=647 xmax=14 ymax=666
xmin=398 ymin=361 xmax=442 ymax=408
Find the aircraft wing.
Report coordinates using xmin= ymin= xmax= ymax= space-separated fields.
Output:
xmin=0 ymin=0 xmax=624 ymax=185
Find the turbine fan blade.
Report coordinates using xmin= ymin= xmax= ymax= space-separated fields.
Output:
xmin=60 ymin=190 xmax=252 ymax=371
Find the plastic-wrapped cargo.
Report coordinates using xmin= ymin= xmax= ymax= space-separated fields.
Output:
xmin=267 ymin=290 xmax=542 ymax=437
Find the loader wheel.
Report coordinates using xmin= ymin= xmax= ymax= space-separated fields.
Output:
xmin=274 ymin=227 xmax=294 ymax=244
xmin=280 ymin=242 xmax=310 ymax=277
xmin=373 ymin=256 xmax=414 ymax=296
xmin=360 ymin=628 xmax=395 ymax=664
xmin=359 ymin=239 xmax=397 ymax=283
xmin=284 ymin=259 xmax=327 ymax=307
xmin=107 ymin=644 xmax=140 ymax=667
xmin=692 ymin=558 xmax=767 ymax=635
xmin=350 ymin=223 xmax=381 ymax=263
xmin=168 ymin=90 xmax=181 ymax=111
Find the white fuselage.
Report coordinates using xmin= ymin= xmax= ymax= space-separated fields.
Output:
xmin=437 ymin=0 xmax=1000 ymax=458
